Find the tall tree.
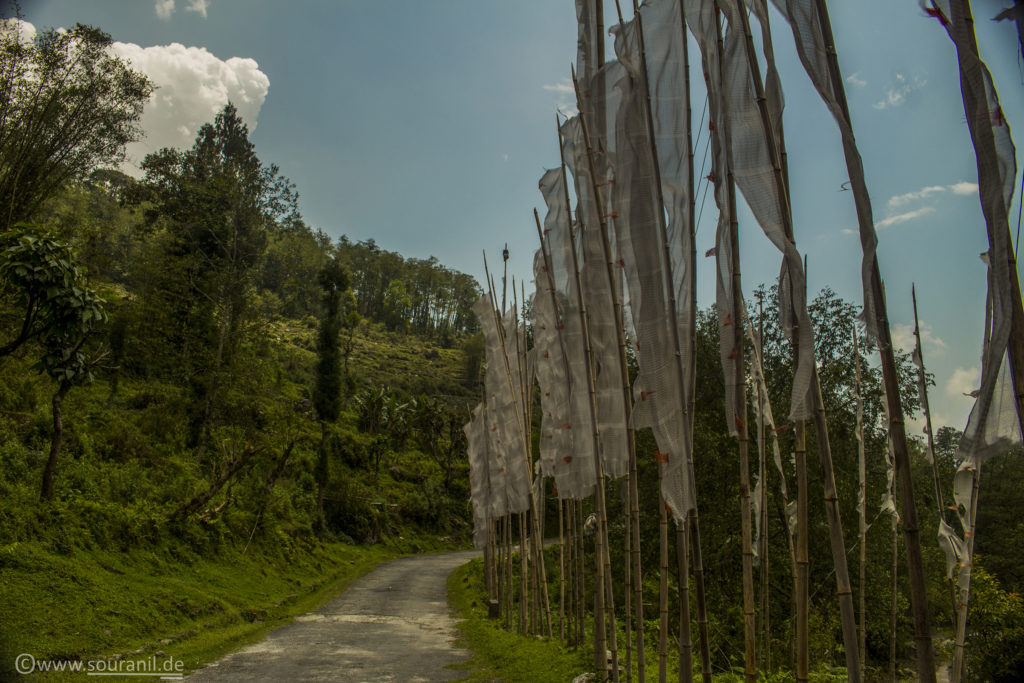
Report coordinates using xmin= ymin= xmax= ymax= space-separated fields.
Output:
xmin=313 ymin=258 xmax=349 ymax=527
xmin=0 ymin=19 xmax=152 ymax=228
xmin=138 ymin=103 xmax=298 ymax=454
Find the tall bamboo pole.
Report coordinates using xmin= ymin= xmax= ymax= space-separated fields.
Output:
xmin=890 ymin=500 xmax=898 ymax=682
xmin=627 ymin=3 xmax=712 ymax=678
xmin=758 ymin=303 xmax=771 ymax=673
xmin=677 ymin=523 xmax=692 ymax=683
xmin=560 ymin=498 xmax=567 ymax=642
xmin=708 ymin=5 xmax=756 ymax=679
xmin=854 ymin=329 xmax=867 ymax=677
xmin=809 ymin=2 xmax=935 ymax=677
xmin=577 ymin=500 xmax=586 ymax=649
xmin=505 ymin=515 xmax=513 ymax=630
xmin=571 ymin=38 xmax=648 ymax=674
xmin=680 ymin=2 xmax=697 ymax=679
xmin=555 ymin=129 xmax=614 ymax=679
xmin=731 ymin=4 xmax=860 ymax=677
xmin=492 ymin=260 xmax=554 ymax=639
xmin=944 ymin=0 xmax=1024 ymax=440
xmin=483 ymin=258 xmax=551 ymax=639
xmin=567 ymin=75 xmax=636 ymax=682
xmin=950 ymin=460 xmax=982 ymax=683
xmin=912 ymin=284 xmax=960 ymax=625
xmin=624 ymin=477 xmax=633 ymax=683
xmin=659 ymin=498 xmax=669 ymax=683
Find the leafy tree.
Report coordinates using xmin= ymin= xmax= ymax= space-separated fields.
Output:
xmin=0 ymin=225 xmax=107 ymax=500
xmin=313 ymin=259 xmax=349 ymax=528
xmin=137 ymin=103 xmax=298 ymax=455
xmin=0 ymin=19 xmax=152 ymax=228
xmin=0 ymin=225 xmax=105 ymax=361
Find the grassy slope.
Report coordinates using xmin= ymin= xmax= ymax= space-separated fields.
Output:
xmin=0 ymin=318 xmax=475 ymax=680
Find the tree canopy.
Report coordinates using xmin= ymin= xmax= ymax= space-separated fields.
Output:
xmin=0 ymin=18 xmax=152 ymax=228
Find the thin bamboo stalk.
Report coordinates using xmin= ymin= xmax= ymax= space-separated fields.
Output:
xmin=709 ymin=5 xmax=756 ymax=679
xmin=732 ymin=3 xmax=860 ymax=677
xmin=577 ymin=500 xmax=586 ymax=649
xmin=810 ymin=2 xmax=935 ymax=677
xmin=912 ymin=284 xmax=960 ymax=625
xmin=628 ymin=3 xmax=709 ymax=677
xmin=568 ymin=71 xmax=626 ymax=683
xmin=854 ymin=329 xmax=867 ymax=677
xmin=891 ymin=508 xmax=898 ymax=683
xmin=556 ymin=119 xmax=613 ymax=679
xmin=560 ymin=498 xmax=567 ymax=643
xmin=520 ymin=512 xmax=528 ymax=634
xmin=677 ymin=523 xmax=692 ymax=683
xmin=950 ymin=460 xmax=981 ymax=683
xmin=796 ymin=419 xmax=809 ymax=681
xmin=508 ymin=516 xmax=515 ymax=631
xmin=483 ymin=256 xmax=553 ymax=641
xmin=659 ymin=497 xmax=669 ymax=683
xmin=758 ymin=316 xmax=770 ymax=673
xmin=680 ymin=2 xmax=698 ymax=678
xmin=624 ymin=476 xmax=633 ymax=683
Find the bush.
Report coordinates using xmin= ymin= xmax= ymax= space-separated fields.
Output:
xmin=964 ymin=562 xmax=1024 ymax=682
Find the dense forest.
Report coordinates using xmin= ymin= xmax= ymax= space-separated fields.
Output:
xmin=2 ymin=13 xmax=1023 ymax=683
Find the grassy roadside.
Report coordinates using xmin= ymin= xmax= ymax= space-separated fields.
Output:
xmin=445 ymin=555 xmax=856 ymax=683
xmin=0 ymin=536 xmax=454 ymax=681
xmin=446 ymin=558 xmax=590 ymax=682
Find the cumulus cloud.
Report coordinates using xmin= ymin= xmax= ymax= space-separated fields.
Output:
xmin=890 ymin=321 xmax=948 ymax=354
xmin=110 ymin=41 xmax=269 ymax=172
xmin=155 ymin=0 xmax=175 ymax=20
xmin=876 ymin=206 xmax=935 ymax=229
xmin=2 ymin=17 xmax=37 ymax=43
xmin=846 ymin=72 xmax=867 ymax=88
xmin=873 ymin=73 xmax=926 ymax=110
xmin=946 ymin=366 xmax=980 ymax=398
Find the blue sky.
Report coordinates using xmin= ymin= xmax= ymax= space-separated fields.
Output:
xmin=18 ymin=0 xmax=1024 ymax=433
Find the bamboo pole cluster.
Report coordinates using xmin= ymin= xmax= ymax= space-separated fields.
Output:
xmin=463 ymin=1 xmax=1024 ymax=681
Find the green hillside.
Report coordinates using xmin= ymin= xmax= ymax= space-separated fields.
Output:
xmin=0 ymin=60 xmax=484 ymax=675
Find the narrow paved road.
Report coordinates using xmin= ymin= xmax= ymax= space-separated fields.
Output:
xmin=187 ymin=550 xmax=479 ymax=682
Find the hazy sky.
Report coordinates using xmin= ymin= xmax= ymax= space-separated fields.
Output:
xmin=16 ymin=0 xmax=1024 ymax=434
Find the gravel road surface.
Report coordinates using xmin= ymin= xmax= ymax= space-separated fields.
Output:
xmin=186 ymin=550 xmax=479 ymax=682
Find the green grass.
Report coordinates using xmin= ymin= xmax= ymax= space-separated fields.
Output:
xmin=444 ymin=553 xmax=856 ymax=683
xmin=446 ymin=558 xmax=590 ymax=682
xmin=0 ymin=537 xmax=431 ymax=681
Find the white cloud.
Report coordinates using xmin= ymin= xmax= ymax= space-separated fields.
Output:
xmin=846 ymin=72 xmax=867 ymax=88
xmin=2 ymin=17 xmax=37 ymax=43
xmin=876 ymin=206 xmax=935 ymax=229
xmin=543 ymin=78 xmax=578 ymax=116
xmin=890 ymin=321 xmax=948 ymax=354
xmin=542 ymin=78 xmax=574 ymax=94
xmin=110 ymin=41 xmax=269 ymax=173
xmin=950 ymin=181 xmax=978 ymax=196
xmin=946 ymin=366 xmax=980 ymax=398
xmin=155 ymin=0 xmax=175 ymax=20
xmin=873 ymin=73 xmax=926 ymax=110
xmin=185 ymin=0 xmax=210 ymax=18
xmin=888 ymin=185 xmax=945 ymax=209
xmin=840 ymin=227 xmax=858 ymax=236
